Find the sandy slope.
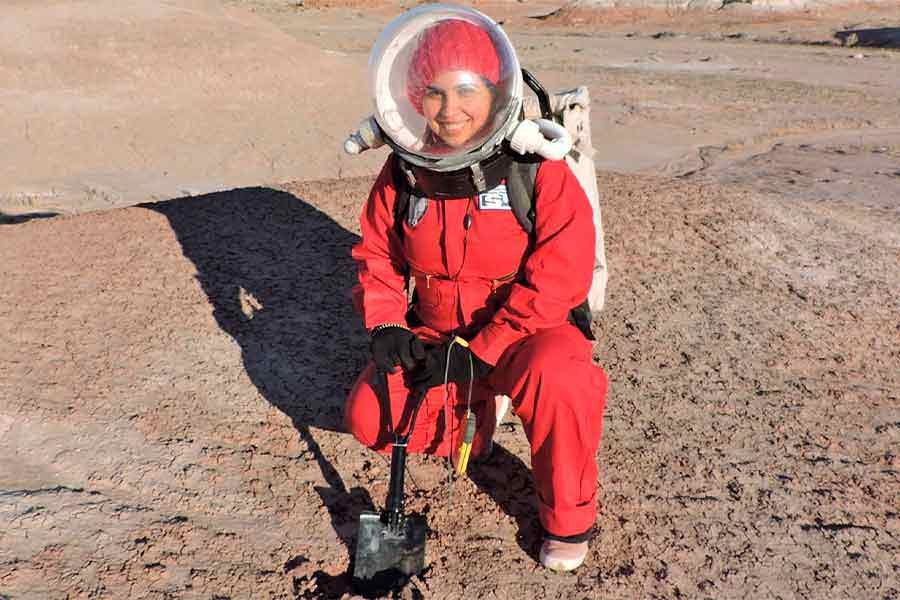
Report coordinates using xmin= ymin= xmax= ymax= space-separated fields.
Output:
xmin=4 ymin=0 xmax=900 ymax=220
xmin=2 ymin=169 xmax=897 ymax=598
xmin=0 ymin=0 xmax=382 ymax=215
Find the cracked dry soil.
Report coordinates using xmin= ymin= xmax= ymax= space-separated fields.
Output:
xmin=1 ymin=170 xmax=898 ymax=599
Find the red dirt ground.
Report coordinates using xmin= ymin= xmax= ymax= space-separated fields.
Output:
xmin=2 ymin=1 xmax=899 ymax=598
xmin=2 ymin=169 xmax=897 ymax=598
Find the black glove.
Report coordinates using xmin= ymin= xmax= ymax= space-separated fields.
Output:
xmin=409 ymin=340 xmax=493 ymax=392
xmin=370 ymin=325 xmax=426 ymax=374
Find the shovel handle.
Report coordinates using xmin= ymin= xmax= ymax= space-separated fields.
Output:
xmin=377 ymin=371 xmax=426 ymax=532
xmin=385 ymin=443 xmax=408 ymax=531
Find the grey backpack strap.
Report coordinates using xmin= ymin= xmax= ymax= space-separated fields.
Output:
xmin=505 ymin=157 xmax=596 ymax=341
xmin=505 ymin=159 xmax=540 ymax=235
xmin=391 ymin=155 xmax=414 ymax=240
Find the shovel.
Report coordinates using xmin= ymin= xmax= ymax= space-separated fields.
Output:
xmin=352 ymin=373 xmax=428 ymax=583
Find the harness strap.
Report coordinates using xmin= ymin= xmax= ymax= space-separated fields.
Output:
xmin=505 ymin=159 xmax=539 ymax=235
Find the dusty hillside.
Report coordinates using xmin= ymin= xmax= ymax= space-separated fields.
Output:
xmin=0 ymin=0 xmax=380 ymax=215
xmin=2 ymin=169 xmax=897 ymax=599
xmin=4 ymin=0 xmax=900 ymax=219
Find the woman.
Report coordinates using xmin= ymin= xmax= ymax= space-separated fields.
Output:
xmin=345 ymin=7 xmax=608 ymax=572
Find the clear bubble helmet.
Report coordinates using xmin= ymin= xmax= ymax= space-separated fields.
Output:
xmin=368 ymin=4 xmax=523 ymax=172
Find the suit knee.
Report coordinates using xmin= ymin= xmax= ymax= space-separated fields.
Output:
xmin=345 ymin=372 xmax=384 ymax=448
xmin=513 ymin=329 xmax=584 ymax=378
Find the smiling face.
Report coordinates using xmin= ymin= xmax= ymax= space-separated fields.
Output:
xmin=421 ymin=70 xmax=495 ymax=149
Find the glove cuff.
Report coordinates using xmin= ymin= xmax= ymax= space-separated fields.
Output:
xmin=370 ymin=322 xmax=409 ymax=337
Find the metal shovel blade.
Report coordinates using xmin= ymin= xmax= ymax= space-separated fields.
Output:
xmin=352 ymin=511 xmax=427 ymax=582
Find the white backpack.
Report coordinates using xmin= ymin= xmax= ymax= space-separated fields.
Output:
xmin=522 ymin=86 xmax=608 ymax=314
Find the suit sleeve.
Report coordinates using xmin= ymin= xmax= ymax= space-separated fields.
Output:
xmin=351 ymin=157 xmax=409 ymax=331
xmin=468 ymin=160 xmax=595 ymax=365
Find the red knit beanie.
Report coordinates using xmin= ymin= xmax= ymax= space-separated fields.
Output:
xmin=406 ymin=19 xmax=501 ymax=115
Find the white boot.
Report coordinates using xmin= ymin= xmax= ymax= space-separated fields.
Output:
xmin=540 ymin=539 xmax=589 ymax=572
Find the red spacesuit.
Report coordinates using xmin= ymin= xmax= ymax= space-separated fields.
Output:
xmin=345 ymin=153 xmax=608 ymax=539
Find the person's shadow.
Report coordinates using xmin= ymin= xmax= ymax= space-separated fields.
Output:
xmin=145 ymin=185 xmax=376 ymax=591
xmin=146 ymin=185 xmax=544 ymax=596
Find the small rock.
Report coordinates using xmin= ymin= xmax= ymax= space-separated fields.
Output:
xmin=854 ymin=53 xmax=865 ymax=59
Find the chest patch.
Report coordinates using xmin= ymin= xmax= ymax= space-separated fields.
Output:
xmin=478 ymin=184 xmax=511 ymax=211
xmin=406 ymin=195 xmax=429 ymax=227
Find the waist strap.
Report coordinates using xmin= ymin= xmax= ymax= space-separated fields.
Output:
xmin=413 ymin=269 xmax=518 ymax=290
